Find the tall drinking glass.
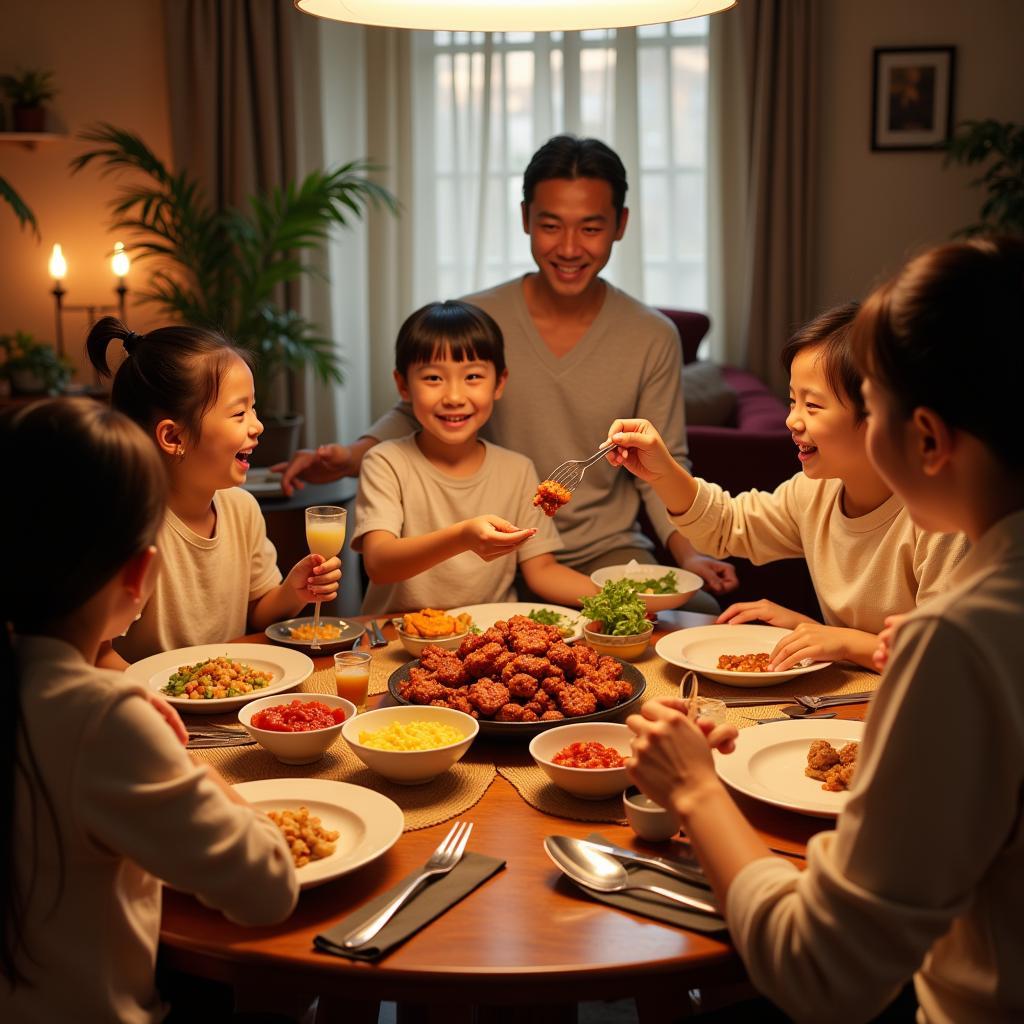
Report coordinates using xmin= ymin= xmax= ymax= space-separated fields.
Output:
xmin=304 ymin=505 xmax=347 ymax=651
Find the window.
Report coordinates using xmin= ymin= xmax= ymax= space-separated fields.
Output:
xmin=410 ymin=21 xmax=709 ymax=309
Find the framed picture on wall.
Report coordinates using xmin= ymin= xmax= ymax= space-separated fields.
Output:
xmin=871 ymin=46 xmax=956 ymax=151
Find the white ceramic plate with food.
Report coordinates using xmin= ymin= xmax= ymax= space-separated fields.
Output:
xmin=241 ymin=467 xmax=285 ymax=496
xmin=265 ymin=616 xmax=365 ymax=653
xmin=126 ymin=643 xmax=314 ymax=715
xmin=655 ymin=624 xmax=831 ymax=686
xmin=448 ymin=602 xmax=583 ymax=642
xmin=714 ymin=719 xmax=864 ymax=818
xmin=589 ymin=560 xmax=704 ymax=612
xmin=233 ymin=778 xmax=404 ymax=888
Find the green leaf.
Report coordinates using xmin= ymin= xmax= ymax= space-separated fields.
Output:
xmin=0 ymin=175 xmax=39 ymax=238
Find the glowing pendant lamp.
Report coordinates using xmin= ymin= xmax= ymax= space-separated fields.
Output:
xmin=294 ymin=0 xmax=736 ymax=33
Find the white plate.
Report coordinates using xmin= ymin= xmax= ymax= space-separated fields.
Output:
xmin=714 ymin=719 xmax=864 ymax=818
xmin=655 ymin=624 xmax=831 ymax=686
xmin=265 ymin=616 xmax=365 ymax=653
xmin=234 ymin=779 xmax=404 ymax=888
xmin=241 ymin=467 xmax=284 ymax=495
xmin=126 ymin=643 xmax=314 ymax=715
xmin=448 ymin=602 xmax=583 ymax=642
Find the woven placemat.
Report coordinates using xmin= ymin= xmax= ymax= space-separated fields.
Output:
xmin=495 ymin=649 xmax=880 ymax=823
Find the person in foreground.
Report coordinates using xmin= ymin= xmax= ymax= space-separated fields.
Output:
xmin=353 ymin=300 xmax=595 ymax=614
xmin=602 ymin=303 xmax=966 ymax=671
xmin=85 ymin=317 xmax=341 ymax=666
xmin=0 ymin=398 xmax=297 ymax=1023
xmin=625 ymin=237 xmax=1024 ymax=1022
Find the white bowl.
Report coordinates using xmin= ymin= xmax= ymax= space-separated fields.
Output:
xmin=582 ymin=620 xmax=654 ymax=662
xmin=393 ymin=624 xmax=470 ymax=658
xmin=623 ymin=785 xmax=680 ymax=841
xmin=341 ymin=705 xmax=478 ymax=784
xmin=528 ymin=722 xmax=632 ymax=800
xmin=238 ymin=692 xmax=355 ymax=765
xmin=589 ymin=561 xmax=703 ymax=612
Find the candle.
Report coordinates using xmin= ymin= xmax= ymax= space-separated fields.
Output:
xmin=111 ymin=241 xmax=130 ymax=279
xmin=48 ymin=243 xmax=67 ymax=280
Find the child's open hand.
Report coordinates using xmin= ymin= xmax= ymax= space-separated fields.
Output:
xmin=604 ymin=418 xmax=679 ymax=483
xmin=768 ymin=622 xmax=862 ymax=672
xmin=717 ymin=599 xmax=813 ymax=631
xmin=286 ymin=553 xmax=341 ymax=604
xmin=461 ymin=515 xmax=536 ymax=562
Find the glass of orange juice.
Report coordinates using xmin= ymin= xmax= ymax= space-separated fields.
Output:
xmin=334 ymin=651 xmax=371 ymax=712
xmin=304 ymin=505 xmax=347 ymax=651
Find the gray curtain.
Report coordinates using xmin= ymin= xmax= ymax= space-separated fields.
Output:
xmin=708 ymin=0 xmax=818 ymax=395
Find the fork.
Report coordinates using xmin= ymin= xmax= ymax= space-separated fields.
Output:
xmin=544 ymin=443 xmax=613 ymax=494
xmin=340 ymin=821 xmax=473 ymax=950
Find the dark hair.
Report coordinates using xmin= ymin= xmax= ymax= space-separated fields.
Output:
xmin=394 ymin=300 xmax=506 ymax=378
xmin=851 ymin=236 xmax=1024 ymax=472
xmin=522 ymin=135 xmax=628 ymax=222
xmin=781 ymin=302 xmax=864 ymax=420
xmin=86 ymin=316 xmax=252 ymax=442
xmin=0 ymin=398 xmax=165 ymax=986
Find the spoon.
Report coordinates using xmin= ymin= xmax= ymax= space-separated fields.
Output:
xmin=543 ymin=835 xmax=719 ymax=916
xmin=744 ymin=711 xmax=838 ymax=725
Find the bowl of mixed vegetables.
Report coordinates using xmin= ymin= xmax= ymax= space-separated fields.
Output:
xmin=588 ymin=560 xmax=704 ymax=613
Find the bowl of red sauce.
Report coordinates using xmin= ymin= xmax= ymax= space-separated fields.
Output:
xmin=528 ymin=722 xmax=632 ymax=799
xmin=238 ymin=692 xmax=355 ymax=764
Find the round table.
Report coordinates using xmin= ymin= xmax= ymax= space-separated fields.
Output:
xmin=159 ymin=611 xmax=867 ymax=1022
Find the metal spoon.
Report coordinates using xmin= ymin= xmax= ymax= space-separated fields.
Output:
xmin=543 ymin=835 xmax=719 ymax=916
xmin=745 ymin=711 xmax=838 ymax=725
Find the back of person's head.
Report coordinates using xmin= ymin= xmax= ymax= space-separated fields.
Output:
xmin=0 ymin=397 xmax=166 ymax=985
xmin=852 ymin=235 xmax=1024 ymax=473
xmin=395 ymin=300 xmax=506 ymax=378
xmin=522 ymin=135 xmax=628 ymax=222
xmin=86 ymin=316 xmax=251 ymax=443
xmin=781 ymin=302 xmax=864 ymax=420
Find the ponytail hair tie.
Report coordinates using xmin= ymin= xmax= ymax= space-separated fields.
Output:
xmin=122 ymin=330 xmax=145 ymax=354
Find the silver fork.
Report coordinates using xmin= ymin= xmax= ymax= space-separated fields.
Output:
xmin=340 ymin=820 xmax=473 ymax=950
xmin=795 ymin=691 xmax=874 ymax=710
xmin=544 ymin=443 xmax=612 ymax=494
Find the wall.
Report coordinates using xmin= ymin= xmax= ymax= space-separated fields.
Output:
xmin=0 ymin=0 xmax=172 ymax=382
xmin=814 ymin=0 xmax=1024 ymax=309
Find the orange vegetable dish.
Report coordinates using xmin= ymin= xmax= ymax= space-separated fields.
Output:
xmin=533 ymin=479 xmax=571 ymax=517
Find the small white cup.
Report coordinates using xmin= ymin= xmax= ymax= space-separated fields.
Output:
xmin=623 ymin=785 xmax=680 ymax=842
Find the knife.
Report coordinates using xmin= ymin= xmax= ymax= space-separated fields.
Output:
xmin=366 ymin=619 xmax=388 ymax=648
xmin=577 ymin=839 xmax=710 ymax=888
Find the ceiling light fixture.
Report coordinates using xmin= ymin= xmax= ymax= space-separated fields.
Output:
xmin=294 ymin=0 xmax=735 ymax=33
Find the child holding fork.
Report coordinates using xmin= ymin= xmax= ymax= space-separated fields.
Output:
xmin=352 ymin=300 xmax=596 ymax=613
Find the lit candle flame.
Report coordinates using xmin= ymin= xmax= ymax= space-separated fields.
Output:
xmin=111 ymin=240 xmax=130 ymax=279
xmin=48 ymin=243 xmax=67 ymax=280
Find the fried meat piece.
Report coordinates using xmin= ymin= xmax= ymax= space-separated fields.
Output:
xmin=405 ymin=679 xmax=449 ymax=705
xmin=457 ymin=632 xmax=492 ymax=658
xmin=509 ymin=629 xmax=551 ymax=655
xmin=432 ymin=694 xmax=476 ymax=716
xmin=533 ymin=479 xmax=572 ymax=517
xmin=540 ymin=709 xmax=566 ymax=721
xmin=596 ymin=655 xmax=624 ymax=680
xmin=495 ymin=702 xmax=538 ymax=722
xmin=573 ymin=644 xmax=599 ymax=669
xmin=838 ymin=742 xmax=859 ymax=765
xmin=591 ymin=678 xmax=633 ymax=709
xmin=547 ymin=641 xmax=577 ymax=675
xmin=806 ymin=739 xmax=841 ymax=772
xmin=822 ymin=762 xmax=856 ymax=792
xmin=540 ymin=675 xmax=566 ymax=697
xmin=558 ymin=685 xmax=598 ymax=718
xmin=466 ymin=679 xmax=511 ymax=717
xmin=463 ymin=642 xmax=504 ymax=679
xmin=419 ymin=645 xmax=453 ymax=671
xmin=435 ymin=658 xmax=468 ymax=688
xmin=506 ymin=672 xmax=539 ymax=699
xmin=403 ymin=608 xmax=458 ymax=637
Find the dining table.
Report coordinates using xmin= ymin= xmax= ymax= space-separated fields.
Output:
xmin=159 ymin=610 xmax=873 ymax=1023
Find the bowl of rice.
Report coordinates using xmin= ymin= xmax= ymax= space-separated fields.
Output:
xmin=341 ymin=705 xmax=478 ymax=784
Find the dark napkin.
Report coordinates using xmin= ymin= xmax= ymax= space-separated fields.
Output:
xmin=314 ymin=851 xmax=505 ymax=961
xmin=570 ymin=833 xmax=727 ymax=935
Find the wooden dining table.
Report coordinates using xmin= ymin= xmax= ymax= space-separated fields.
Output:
xmin=159 ymin=611 xmax=869 ymax=1023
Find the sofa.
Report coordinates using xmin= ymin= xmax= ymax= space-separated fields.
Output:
xmin=641 ymin=308 xmax=820 ymax=619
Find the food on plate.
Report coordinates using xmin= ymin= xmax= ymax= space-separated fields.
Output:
xmin=396 ymin=615 xmax=634 ymax=723
xmin=580 ymin=579 xmax=650 ymax=637
xmin=251 ymin=699 xmax=347 ymax=732
xmin=552 ymin=740 xmax=626 ymax=769
xmin=627 ymin=570 xmax=679 ymax=595
xmin=162 ymin=656 xmax=273 ymax=700
xmin=533 ymin=479 xmax=571 ymax=517
xmin=526 ymin=607 xmax=576 ymax=637
xmin=288 ymin=622 xmax=342 ymax=642
xmin=401 ymin=608 xmax=472 ymax=638
xmin=717 ymin=652 xmax=773 ymax=672
xmin=804 ymin=739 xmax=859 ymax=792
xmin=266 ymin=806 xmax=339 ymax=867
xmin=357 ymin=720 xmax=466 ymax=751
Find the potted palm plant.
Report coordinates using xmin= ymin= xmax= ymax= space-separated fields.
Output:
xmin=1 ymin=68 xmax=57 ymax=133
xmin=71 ymin=123 xmax=397 ymax=464
xmin=945 ymin=119 xmax=1024 ymax=236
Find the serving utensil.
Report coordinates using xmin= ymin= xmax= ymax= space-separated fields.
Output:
xmin=744 ymin=712 xmax=837 ymax=725
xmin=554 ymin=836 xmax=709 ymax=888
xmin=340 ymin=820 xmax=473 ymax=950
xmin=544 ymin=835 xmax=719 ymax=915
xmin=723 ymin=690 xmax=874 ymax=709
xmin=366 ymin=619 xmax=388 ymax=649
xmin=544 ymin=443 xmax=613 ymax=494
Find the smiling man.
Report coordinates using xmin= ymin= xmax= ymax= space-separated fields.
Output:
xmin=276 ymin=136 xmax=736 ymax=605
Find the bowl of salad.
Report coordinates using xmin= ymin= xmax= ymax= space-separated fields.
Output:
xmin=580 ymin=579 xmax=655 ymax=661
xmin=589 ymin=560 xmax=703 ymax=613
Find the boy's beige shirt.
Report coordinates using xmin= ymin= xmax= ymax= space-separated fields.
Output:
xmin=671 ymin=473 xmax=967 ymax=632
xmin=351 ymin=435 xmax=563 ymax=614
xmin=114 ymin=487 xmax=281 ymax=662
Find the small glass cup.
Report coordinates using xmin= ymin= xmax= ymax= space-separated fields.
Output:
xmin=334 ymin=651 xmax=371 ymax=712
xmin=694 ymin=696 xmax=727 ymax=726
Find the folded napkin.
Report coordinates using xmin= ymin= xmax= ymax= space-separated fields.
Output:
xmin=314 ymin=851 xmax=505 ymax=961
xmin=568 ymin=833 xmax=727 ymax=935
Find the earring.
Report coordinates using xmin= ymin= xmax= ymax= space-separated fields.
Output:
xmin=176 ymin=444 xmax=185 ymax=459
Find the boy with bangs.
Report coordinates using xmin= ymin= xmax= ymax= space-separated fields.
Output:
xmin=602 ymin=303 xmax=968 ymax=671
xmin=351 ymin=300 xmax=596 ymax=615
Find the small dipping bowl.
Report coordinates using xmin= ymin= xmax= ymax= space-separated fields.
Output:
xmin=582 ymin=621 xmax=654 ymax=662
xmin=623 ymin=785 xmax=681 ymax=842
